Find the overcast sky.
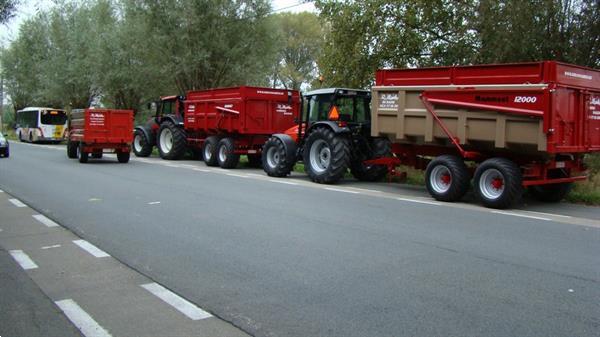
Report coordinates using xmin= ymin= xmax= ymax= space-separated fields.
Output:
xmin=0 ymin=0 xmax=316 ymax=47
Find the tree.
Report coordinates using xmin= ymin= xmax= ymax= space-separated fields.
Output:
xmin=0 ymin=0 xmax=18 ymax=24
xmin=270 ymin=12 xmax=323 ymax=90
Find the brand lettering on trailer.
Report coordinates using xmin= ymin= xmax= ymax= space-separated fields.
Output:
xmin=379 ymin=93 xmax=399 ymax=109
xmin=564 ymin=71 xmax=592 ymax=80
xmin=224 ymin=104 xmax=234 ymax=108
xmin=475 ymin=96 xmax=509 ymax=103
xmin=89 ymin=112 xmax=105 ymax=126
xmin=276 ymin=104 xmax=293 ymax=115
xmin=188 ymin=104 xmax=195 ymax=112
xmin=257 ymin=90 xmax=284 ymax=96
xmin=591 ymin=98 xmax=600 ymax=106
xmin=514 ymin=96 xmax=538 ymax=103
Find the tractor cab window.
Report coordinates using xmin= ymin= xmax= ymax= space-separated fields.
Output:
xmin=307 ymin=95 xmax=332 ymax=122
xmin=334 ymin=96 xmax=369 ymax=123
xmin=161 ymin=100 xmax=175 ymax=115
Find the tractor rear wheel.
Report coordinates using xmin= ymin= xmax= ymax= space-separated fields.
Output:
xmin=77 ymin=143 xmax=88 ymax=163
xmin=203 ymin=136 xmax=220 ymax=166
xmin=217 ymin=138 xmax=240 ymax=169
xmin=474 ymin=157 xmax=522 ymax=209
xmin=133 ymin=130 xmax=152 ymax=157
xmin=67 ymin=140 xmax=78 ymax=158
xmin=262 ymin=137 xmax=295 ymax=177
xmin=303 ymin=127 xmax=350 ymax=184
xmin=425 ymin=155 xmax=470 ymax=202
xmin=350 ymin=137 xmax=391 ymax=182
xmin=157 ymin=121 xmax=186 ymax=160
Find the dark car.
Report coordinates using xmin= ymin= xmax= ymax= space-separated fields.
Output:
xmin=0 ymin=133 xmax=9 ymax=157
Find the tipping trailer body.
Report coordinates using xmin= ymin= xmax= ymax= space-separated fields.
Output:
xmin=68 ymin=108 xmax=134 ymax=163
xmin=369 ymin=61 xmax=600 ymax=208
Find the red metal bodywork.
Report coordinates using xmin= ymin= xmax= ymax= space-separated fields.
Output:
xmin=374 ymin=61 xmax=600 ymax=186
xmin=69 ymin=108 xmax=134 ymax=153
xmin=183 ymin=86 xmax=300 ymax=153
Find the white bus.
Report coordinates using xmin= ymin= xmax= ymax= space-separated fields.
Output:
xmin=16 ymin=107 xmax=68 ymax=143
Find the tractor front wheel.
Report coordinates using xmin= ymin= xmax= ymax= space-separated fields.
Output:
xmin=157 ymin=121 xmax=186 ymax=160
xmin=262 ymin=137 xmax=295 ymax=177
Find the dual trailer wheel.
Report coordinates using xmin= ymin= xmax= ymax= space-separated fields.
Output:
xmin=67 ymin=140 xmax=130 ymax=164
xmin=425 ymin=156 xmax=571 ymax=209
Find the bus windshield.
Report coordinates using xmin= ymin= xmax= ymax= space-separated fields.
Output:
xmin=40 ymin=110 xmax=68 ymax=125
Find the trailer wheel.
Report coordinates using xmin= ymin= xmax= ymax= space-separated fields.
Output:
xmin=527 ymin=169 xmax=572 ymax=202
xmin=425 ymin=155 xmax=471 ymax=202
xmin=474 ymin=158 xmax=522 ymax=209
xmin=217 ymin=138 xmax=240 ymax=169
xmin=77 ymin=143 xmax=88 ymax=163
xmin=67 ymin=140 xmax=78 ymax=159
xmin=304 ymin=127 xmax=350 ymax=184
xmin=133 ymin=130 xmax=152 ymax=157
xmin=350 ymin=137 xmax=391 ymax=182
xmin=117 ymin=151 xmax=130 ymax=163
xmin=247 ymin=154 xmax=262 ymax=168
xmin=262 ymin=137 xmax=295 ymax=177
xmin=157 ymin=121 xmax=186 ymax=160
xmin=203 ymin=136 xmax=220 ymax=166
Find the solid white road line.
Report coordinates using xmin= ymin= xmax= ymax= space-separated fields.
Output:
xmin=519 ymin=210 xmax=572 ymax=218
xmin=9 ymin=250 xmax=38 ymax=270
xmin=141 ymin=283 xmax=212 ymax=320
xmin=32 ymin=214 xmax=60 ymax=227
xmin=55 ymin=299 xmax=113 ymax=337
xmin=73 ymin=240 xmax=110 ymax=258
xmin=226 ymin=173 xmax=249 ymax=178
xmin=491 ymin=210 xmax=551 ymax=221
xmin=269 ymin=179 xmax=299 ymax=185
xmin=324 ymin=187 xmax=360 ymax=194
xmin=192 ymin=168 xmax=211 ymax=172
xmin=8 ymin=198 xmax=27 ymax=208
xmin=347 ymin=187 xmax=382 ymax=193
xmin=396 ymin=197 xmax=442 ymax=206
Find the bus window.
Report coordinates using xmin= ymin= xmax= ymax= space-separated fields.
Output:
xmin=41 ymin=110 xmax=67 ymax=125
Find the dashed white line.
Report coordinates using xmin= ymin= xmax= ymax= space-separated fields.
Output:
xmin=491 ymin=210 xmax=551 ymax=221
xmin=148 ymin=201 xmax=161 ymax=205
xmin=33 ymin=214 xmax=60 ymax=228
xmin=324 ymin=187 xmax=360 ymax=194
xmin=268 ymin=179 xmax=299 ymax=185
xmin=55 ymin=299 xmax=113 ymax=337
xmin=141 ymin=283 xmax=212 ymax=320
xmin=41 ymin=244 xmax=62 ymax=250
xmin=246 ymin=173 xmax=265 ymax=178
xmin=73 ymin=240 xmax=110 ymax=258
xmin=9 ymin=198 xmax=27 ymax=208
xmin=396 ymin=197 xmax=442 ymax=206
xmin=347 ymin=187 xmax=382 ymax=193
xmin=226 ymin=173 xmax=249 ymax=178
xmin=192 ymin=168 xmax=211 ymax=173
xmin=518 ymin=210 xmax=572 ymax=218
xmin=9 ymin=250 xmax=38 ymax=270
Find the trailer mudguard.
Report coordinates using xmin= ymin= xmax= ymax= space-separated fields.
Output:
xmin=271 ymin=133 xmax=298 ymax=161
xmin=135 ymin=125 xmax=155 ymax=146
xmin=307 ymin=121 xmax=351 ymax=134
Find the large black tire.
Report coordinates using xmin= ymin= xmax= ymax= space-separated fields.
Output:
xmin=133 ymin=130 xmax=152 ymax=157
xmin=527 ymin=169 xmax=572 ymax=202
xmin=350 ymin=137 xmax=391 ymax=182
xmin=157 ymin=121 xmax=186 ymax=160
xmin=77 ymin=143 xmax=88 ymax=163
xmin=303 ymin=127 xmax=350 ymax=184
xmin=473 ymin=157 xmax=522 ymax=209
xmin=262 ymin=137 xmax=295 ymax=177
xmin=216 ymin=138 xmax=240 ymax=169
xmin=425 ymin=155 xmax=471 ymax=202
xmin=18 ymin=132 xmax=24 ymax=142
xmin=203 ymin=136 xmax=220 ymax=166
xmin=67 ymin=140 xmax=78 ymax=159
xmin=117 ymin=150 xmax=130 ymax=163
xmin=247 ymin=154 xmax=262 ymax=168
xmin=92 ymin=152 xmax=103 ymax=159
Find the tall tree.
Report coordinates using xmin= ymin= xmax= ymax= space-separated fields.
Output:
xmin=0 ymin=0 xmax=18 ymax=24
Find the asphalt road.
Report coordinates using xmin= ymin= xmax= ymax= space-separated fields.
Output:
xmin=1 ymin=141 xmax=599 ymax=337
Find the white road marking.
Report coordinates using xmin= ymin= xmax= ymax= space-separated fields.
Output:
xmin=324 ymin=187 xmax=360 ymax=194
xmin=0 ymin=189 xmax=4 ymax=192
xmin=246 ymin=173 xmax=264 ymax=178
xmin=192 ymin=168 xmax=211 ymax=172
xmin=33 ymin=214 xmax=60 ymax=228
xmin=55 ymin=299 xmax=113 ymax=337
xmin=269 ymin=179 xmax=299 ymax=185
xmin=88 ymin=198 xmax=102 ymax=202
xmin=73 ymin=240 xmax=110 ymax=258
xmin=41 ymin=244 xmax=62 ymax=250
xmin=396 ymin=197 xmax=442 ymax=206
xmin=518 ymin=210 xmax=572 ymax=218
xmin=226 ymin=173 xmax=249 ymax=178
xmin=9 ymin=250 xmax=38 ymax=269
xmin=491 ymin=210 xmax=551 ymax=221
xmin=347 ymin=187 xmax=382 ymax=193
xmin=148 ymin=201 xmax=161 ymax=205
xmin=9 ymin=198 xmax=27 ymax=208
xmin=141 ymin=283 xmax=212 ymax=320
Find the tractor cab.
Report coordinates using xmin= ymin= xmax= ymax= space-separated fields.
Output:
xmin=152 ymin=95 xmax=185 ymax=124
xmin=303 ymin=88 xmax=371 ymax=128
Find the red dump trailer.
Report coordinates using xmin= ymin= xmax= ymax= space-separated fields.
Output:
xmin=370 ymin=61 xmax=600 ymax=208
xmin=152 ymin=86 xmax=300 ymax=168
xmin=67 ymin=108 xmax=134 ymax=163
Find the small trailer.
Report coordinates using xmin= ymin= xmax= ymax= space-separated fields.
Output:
xmin=370 ymin=61 xmax=600 ymax=208
xmin=143 ymin=86 xmax=300 ymax=169
xmin=67 ymin=108 xmax=134 ymax=163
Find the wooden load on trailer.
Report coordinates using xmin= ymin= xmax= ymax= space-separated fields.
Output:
xmin=67 ymin=108 xmax=134 ymax=163
xmin=370 ymin=61 xmax=600 ymax=208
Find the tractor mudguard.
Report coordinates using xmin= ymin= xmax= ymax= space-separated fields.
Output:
xmin=307 ymin=121 xmax=351 ymax=134
xmin=135 ymin=126 xmax=155 ymax=146
xmin=271 ymin=133 xmax=298 ymax=161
